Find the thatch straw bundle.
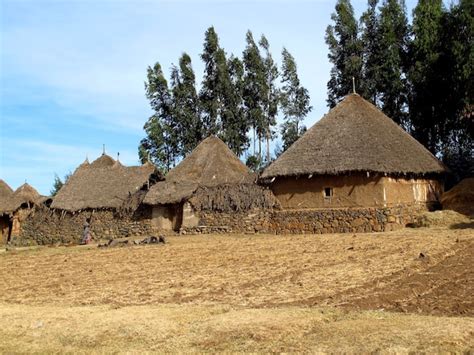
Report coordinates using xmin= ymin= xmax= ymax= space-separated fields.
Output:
xmin=52 ymin=154 xmax=157 ymax=211
xmin=441 ymin=178 xmax=474 ymax=216
xmin=189 ymin=184 xmax=279 ymax=212
xmin=261 ymin=94 xmax=446 ymax=179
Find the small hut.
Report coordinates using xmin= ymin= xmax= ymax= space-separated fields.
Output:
xmin=261 ymin=94 xmax=447 ymax=209
xmin=0 ymin=182 xmax=43 ymax=244
xmin=12 ymin=153 xmax=162 ymax=245
xmin=143 ymin=136 xmax=277 ymax=232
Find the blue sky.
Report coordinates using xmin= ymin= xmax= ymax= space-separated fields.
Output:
xmin=1 ymin=0 xmax=418 ymax=195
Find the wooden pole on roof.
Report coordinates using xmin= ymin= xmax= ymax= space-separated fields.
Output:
xmin=352 ymin=77 xmax=356 ymax=94
xmin=102 ymin=144 xmax=106 ymax=155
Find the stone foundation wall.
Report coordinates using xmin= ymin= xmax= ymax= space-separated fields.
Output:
xmin=11 ymin=207 xmax=156 ymax=246
xmin=268 ymin=205 xmax=426 ymax=234
xmin=183 ymin=210 xmax=273 ymax=234
xmin=12 ymin=204 xmax=429 ymax=245
xmin=182 ymin=205 xmax=428 ymax=235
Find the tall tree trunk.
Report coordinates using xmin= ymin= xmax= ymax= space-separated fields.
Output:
xmin=266 ymin=127 xmax=270 ymax=163
xmin=253 ymin=126 xmax=256 ymax=156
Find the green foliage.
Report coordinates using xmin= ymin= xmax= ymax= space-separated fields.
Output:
xmin=220 ymin=55 xmax=250 ymax=156
xmin=243 ymin=30 xmax=268 ymax=158
xmin=50 ymin=172 xmax=71 ymax=196
xmin=437 ymin=0 xmax=473 ymax=181
xmin=245 ymin=154 xmax=263 ymax=172
xmin=199 ymin=27 xmax=221 ymax=135
xmin=259 ymin=35 xmax=280 ymax=164
xmin=280 ymin=48 xmax=312 ymax=152
xmin=407 ymin=0 xmax=445 ymax=153
xmin=171 ymin=53 xmax=202 ymax=156
xmin=360 ymin=0 xmax=380 ymax=103
xmin=141 ymin=62 xmax=177 ymax=172
xmin=140 ymin=27 xmax=311 ymax=168
xmin=377 ymin=0 xmax=410 ymax=126
xmin=326 ymin=0 xmax=363 ymax=107
xmin=280 ymin=120 xmax=307 ymax=152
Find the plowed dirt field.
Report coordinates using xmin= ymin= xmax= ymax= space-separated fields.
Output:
xmin=1 ymin=227 xmax=473 ymax=352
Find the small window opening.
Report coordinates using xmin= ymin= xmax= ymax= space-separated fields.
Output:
xmin=324 ymin=187 xmax=333 ymax=198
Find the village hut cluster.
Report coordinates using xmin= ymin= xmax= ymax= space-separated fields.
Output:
xmin=1 ymin=94 xmax=455 ymax=246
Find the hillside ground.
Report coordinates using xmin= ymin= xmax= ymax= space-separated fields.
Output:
xmin=0 ymin=226 xmax=473 ymax=353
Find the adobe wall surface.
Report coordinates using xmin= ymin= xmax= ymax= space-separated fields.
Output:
xmin=381 ymin=177 xmax=443 ymax=205
xmin=10 ymin=207 xmax=156 ymax=246
xmin=270 ymin=174 xmax=443 ymax=209
xmin=271 ymin=175 xmax=385 ymax=209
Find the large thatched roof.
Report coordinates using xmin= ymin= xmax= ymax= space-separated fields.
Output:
xmin=51 ymin=154 xmax=158 ymax=211
xmin=0 ymin=182 xmax=42 ymax=214
xmin=261 ymin=94 xmax=447 ymax=179
xmin=144 ymin=136 xmax=255 ymax=205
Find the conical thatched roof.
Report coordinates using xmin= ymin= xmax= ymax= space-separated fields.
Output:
xmin=144 ymin=136 xmax=254 ymax=205
xmin=51 ymin=156 xmax=158 ymax=211
xmin=261 ymin=94 xmax=447 ymax=179
xmin=0 ymin=180 xmax=14 ymax=214
xmin=0 ymin=183 xmax=42 ymax=214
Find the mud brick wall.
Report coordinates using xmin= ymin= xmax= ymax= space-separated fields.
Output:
xmin=11 ymin=207 xmax=156 ymax=246
xmin=183 ymin=205 xmax=428 ymax=235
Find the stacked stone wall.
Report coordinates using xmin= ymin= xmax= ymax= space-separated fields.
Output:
xmin=182 ymin=205 xmax=428 ymax=235
xmin=183 ymin=210 xmax=273 ymax=234
xmin=12 ymin=204 xmax=429 ymax=245
xmin=11 ymin=206 xmax=155 ymax=246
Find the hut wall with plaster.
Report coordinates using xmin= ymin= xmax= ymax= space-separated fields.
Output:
xmin=269 ymin=174 xmax=443 ymax=209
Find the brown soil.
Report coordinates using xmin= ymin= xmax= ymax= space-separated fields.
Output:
xmin=1 ymin=227 xmax=472 ymax=316
xmin=334 ymin=239 xmax=474 ymax=316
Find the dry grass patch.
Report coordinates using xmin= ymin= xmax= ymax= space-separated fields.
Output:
xmin=0 ymin=303 xmax=472 ymax=353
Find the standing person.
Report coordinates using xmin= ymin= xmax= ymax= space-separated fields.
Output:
xmin=81 ymin=217 xmax=92 ymax=245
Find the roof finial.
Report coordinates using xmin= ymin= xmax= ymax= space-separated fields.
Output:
xmin=102 ymin=144 xmax=106 ymax=155
xmin=117 ymin=152 xmax=120 ymax=162
xmin=352 ymin=77 xmax=356 ymax=94
xmin=147 ymin=151 xmax=151 ymax=163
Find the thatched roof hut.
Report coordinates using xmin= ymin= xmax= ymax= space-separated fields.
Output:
xmin=0 ymin=180 xmax=14 ymax=214
xmin=144 ymin=136 xmax=256 ymax=206
xmin=0 ymin=183 xmax=42 ymax=214
xmin=143 ymin=136 xmax=277 ymax=231
xmin=261 ymin=94 xmax=446 ymax=179
xmin=51 ymin=154 xmax=159 ymax=211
